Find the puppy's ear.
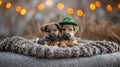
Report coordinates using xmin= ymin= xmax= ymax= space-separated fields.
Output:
xmin=73 ymin=26 xmax=79 ymax=32
xmin=40 ymin=25 xmax=48 ymax=32
xmin=55 ymin=23 xmax=61 ymax=30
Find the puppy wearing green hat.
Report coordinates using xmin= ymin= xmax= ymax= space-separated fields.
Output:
xmin=59 ymin=17 xmax=79 ymax=47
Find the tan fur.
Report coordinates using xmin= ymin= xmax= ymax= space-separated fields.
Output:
xmin=44 ymin=40 xmax=60 ymax=48
xmin=60 ymin=25 xmax=79 ymax=48
xmin=42 ymin=23 xmax=60 ymax=38
xmin=37 ymin=23 xmax=61 ymax=48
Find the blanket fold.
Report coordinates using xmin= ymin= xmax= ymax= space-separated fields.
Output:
xmin=0 ymin=36 xmax=120 ymax=58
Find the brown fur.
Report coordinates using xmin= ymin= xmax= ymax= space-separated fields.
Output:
xmin=37 ymin=23 xmax=61 ymax=48
xmin=60 ymin=25 xmax=79 ymax=48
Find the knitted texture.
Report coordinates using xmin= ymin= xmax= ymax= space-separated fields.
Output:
xmin=0 ymin=36 xmax=120 ymax=58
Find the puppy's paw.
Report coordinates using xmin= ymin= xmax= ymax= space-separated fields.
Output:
xmin=44 ymin=45 xmax=49 ymax=46
xmin=60 ymin=45 xmax=68 ymax=48
xmin=53 ymin=45 xmax=59 ymax=48
xmin=74 ymin=43 xmax=79 ymax=46
xmin=34 ymin=37 xmax=40 ymax=43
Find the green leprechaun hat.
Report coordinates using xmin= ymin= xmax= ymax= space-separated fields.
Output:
xmin=60 ymin=17 xmax=78 ymax=26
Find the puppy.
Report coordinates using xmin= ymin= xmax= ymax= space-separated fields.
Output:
xmin=60 ymin=25 xmax=79 ymax=48
xmin=37 ymin=23 xmax=61 ymax=48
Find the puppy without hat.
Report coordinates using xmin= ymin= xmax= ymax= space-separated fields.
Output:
xmin=36 ymin=23 xmax=61 ymax=48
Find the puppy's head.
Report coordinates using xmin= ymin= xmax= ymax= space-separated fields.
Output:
xmin=40 ymin=23 xmax=61 ymax=41
xmin=61 ymin=25 xmax=79 ymax=40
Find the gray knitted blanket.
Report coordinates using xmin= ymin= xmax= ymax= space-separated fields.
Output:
xmin=0 ymin=36 xmax=120 ymax=58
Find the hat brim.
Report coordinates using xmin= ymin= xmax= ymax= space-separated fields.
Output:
xmin=59 ymin=22 xmax=78 ymax=26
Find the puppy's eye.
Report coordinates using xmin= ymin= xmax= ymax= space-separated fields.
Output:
xmin=54 ymin=29 xmax=57 ymax=31
xmin=62 ymin=29 xmax=65 ymax=31
xmin=69 ymin=29 xmax=73 ymax=31
xmin=46 ymin=30 xmax=50 ymax=32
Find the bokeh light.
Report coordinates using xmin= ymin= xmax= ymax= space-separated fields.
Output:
xmin=6 ymin=2 xmax=12 ymax=9
xmin=107 ymin=4 xmax=112 ymax=12
xmin=67 ymin=8 xmax=74 ymax=14
xmin=38 ymin=3 xmax=45 ymax=10
xmin=16 ymin=6 xmax=22 ymax=12
xmin=90 ymin=3 xmax=96 ymax=11
xmin=57 ymin=3 xmax=64 ymax=10
xmin=0 ymin=0 xmax=2 ymax=6
xmin=118 ymin=4 xmax=120 ymax=10
xmin=95 ymin=1 xmax=101 ymax=7
xmin=76 ymin=9 xmax=83 ymax=16
xmin=20 ymin=9 xmax=27 ymax=16
xmin=45 ymin=0 xmax=53 ymax=6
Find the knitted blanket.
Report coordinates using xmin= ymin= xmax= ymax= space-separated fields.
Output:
xmin=0 ymin=36 xmax=120 ymax=58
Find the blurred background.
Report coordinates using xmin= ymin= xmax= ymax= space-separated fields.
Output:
xmin=0 ymin=0 xmax=120 ymax=43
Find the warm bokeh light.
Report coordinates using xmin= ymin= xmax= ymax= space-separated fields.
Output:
xmin=38 ymin=3 xmax=45 ymax=10
xmin=118 ymin=4 xmax=120 ymax=10
xmin=95 ymin=1 xmax=101 ymax=7
xmin=76 ymin=9 xmax=83 ymax=16
xmin=67 ymin=8 xmax=74 ymax=14
xmin=16 ymin=6 xmax=22 ymax=12
xmin=6 ymin=2 xmax=12 ymax=9
xmin=0 ymin=0 xmax=2 ymax=6
xmin=90 ymin=3 xmax=96 ymax=11
xmin=57 ymin=3 xmax=64 ymax=10
xmin=45 ymin=0 xmax=53 ymax=6
xmin=107 ymin=4 xmax=112 ymax=12
xmin=20 ymin=9 xmax=27 ymax=16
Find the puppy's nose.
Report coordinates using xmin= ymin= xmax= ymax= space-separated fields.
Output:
xmin=64 ymin=33 xmax=70 ymax=37
xmin=48 ymin=33 xmax=57 ymax=40
xmin=62 ymin=33 xmax=71 ymax=40
xmin=50 ymin=34 xmax=56 ymax=37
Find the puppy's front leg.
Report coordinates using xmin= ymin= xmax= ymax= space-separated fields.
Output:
xmin=44 ymin=41 xmax=50 ymax=46
xmin=72 ymin=40 xmax=79 ymax=46
xmin=53 ymin=41 xmax=59 ymax=48
xmin=34 ymin=37 xmax=40 ymax=43
xmin=61 ymin=40 xmax=68 ymax=48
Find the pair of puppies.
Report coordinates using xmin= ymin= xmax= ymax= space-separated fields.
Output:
xmin=38 ymin=23 xmax=79 ymax=48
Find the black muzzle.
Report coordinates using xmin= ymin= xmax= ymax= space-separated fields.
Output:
xmin=62 ymin=33 xmax=71 ymax=40
xmin=47 ymin=33 xmax=58 ymax=41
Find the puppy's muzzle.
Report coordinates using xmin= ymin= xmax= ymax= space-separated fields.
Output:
xmin=47 ymin=33 xmax=58 ymax=41
xmin=62 ymin=33 xmax=71 ymax=40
